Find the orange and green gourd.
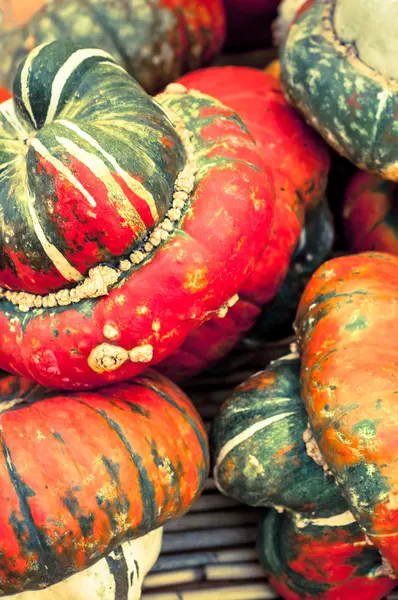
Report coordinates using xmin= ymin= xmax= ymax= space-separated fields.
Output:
xmin=343 ymin=171 xmax=398 ymax=255
xmin=214 ymin=252 xmax=398 ymax=594
xmin=0 ymin=41 xmax=274 ymax=389
xmin=0 ymin=368 xmax=208 ymax=595
xmin=213 ymin=354 xmax=396 ymax=598
xmin=295 ymin=252 xmax=398 ymax=573
xmin=0 ymin=0 xmax=226 ymax=94
xmin=280 ymin=0 xmax=398 ymax=180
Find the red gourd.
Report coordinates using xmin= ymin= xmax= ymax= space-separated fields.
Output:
xmin=0 ymin=42 xmax=274 ymax=390
xmin=259 ymin=509 xmax=395 ymax=600
xmin=0 ymin=369 xmax=208 ymax=594
xmin=159 ymin=66 xmax=330 ymax=378
xmin=343 ymin=171 xmax=398 ymax=255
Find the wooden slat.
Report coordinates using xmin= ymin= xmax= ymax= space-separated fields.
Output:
xmin=164 ymin=509 xmax=258 ymax=532
xmin=151 ymin=548 xmax=258 ymax=573
xmin=188 ymin=493 xmax=242 ymax=513
xmin=142 ymin=582 xmax=278 ymax=599
xmin=162 ymin=526 xmax=257 ymax=553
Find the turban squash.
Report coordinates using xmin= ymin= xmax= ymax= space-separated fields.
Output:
xmin=158 ymin=66 xmax=331 ymax=378
xmin=343 ymin=171 xmax=398 ymax=255
xmin=0 ymin=368 xmax=208 ymax=595
xmin=214 ymin=252 xmax=398 ymax=594
xmin=0 ymin=0 xmax=225 ymax=94
xmin=258 ymin=509 xmax=395 ymax=600
xmin=0 ymin=41 xmax=274 ymax=389
xmin=296 ymin=252 xmax=398 ymax=573
xmin=280 ymin=0 xmax=398 ymax=180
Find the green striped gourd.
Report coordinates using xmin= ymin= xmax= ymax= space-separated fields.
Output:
xmin=213 ymin=354 xmax=345 ymax=515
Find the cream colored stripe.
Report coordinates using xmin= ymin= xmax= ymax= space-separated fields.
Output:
xmin=26 ymin=188 xmax=83 ymax=282
xmin=58 ymin=119 xmax=158 ymax=219
xmin=56 ymin=136 xmax=145 ymax=232
xmin=0 ymin=98 xmax=31 ymax=139
xmin=45 ymin=49 xmax=115 ymax=125
xmin=294 ymin=510 xmax=356 ymax=529
xmin=20 ymin=43 xmax=49 ymax=128
xmin=31 ymin=138 xmax=96 ymax=207
xmin=214 ymin=411 xmax=297 ymax=494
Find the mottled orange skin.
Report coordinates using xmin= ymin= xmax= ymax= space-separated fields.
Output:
xmin=295 ymin=253 xmax=398 ymax=572
xmin=0 ymin=369 xmax=208 ymax=594
xmin=159 ymin=67 xmax=330 ymax=378
xmin=343 ymin=171 xmax=398 ymax=255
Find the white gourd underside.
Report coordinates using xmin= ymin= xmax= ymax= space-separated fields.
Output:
xmin=8 ymin=528 xmax=163 ymax=600
xmin=334 ymin=0 xmax=398 ymax=80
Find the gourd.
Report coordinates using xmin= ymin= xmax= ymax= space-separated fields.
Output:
xmin=158 ymin=66 xmax=330 ymax=378
xmin=0 ymin=41 xmax=274 ymax=390
xmin=214 ymin=252 xmax=398 ymax=588
xmin=10 ymin=527 xmax=163 ymax=600
xmin=213 ymin=354 xmax=396 ymax=598
xmin=296 ymin=252 xmax=398 ymax=572
xmin=280 ymin=0 xmax=398 ymax=180
xmin=343 ymin=171 xmax=398 ymax=255
xmin=259 ymin=509 xmax=395 ymax=600
xmin=213 ymin=355 xmax=346 ymax=513
xmin=0 ymin=368 xmax=208 ymax=594
xmin=213 ymin=350 xmax=397 ymax=597
xmin=0 ymin=0 xmax=226 ymax=94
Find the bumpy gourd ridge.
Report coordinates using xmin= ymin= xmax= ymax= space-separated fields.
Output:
xmin=0 ymin=82 xmax=197 ymax=313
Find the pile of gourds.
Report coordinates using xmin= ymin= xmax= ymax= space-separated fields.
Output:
xmin=0 ymin=0 xmax=397 ymax=598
